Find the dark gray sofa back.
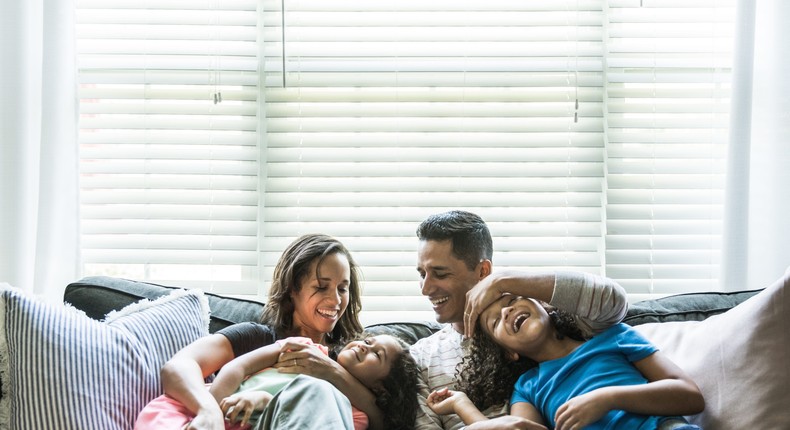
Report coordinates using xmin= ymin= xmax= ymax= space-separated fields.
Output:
xmin=65 ymin=276 xmax=761 ymax=343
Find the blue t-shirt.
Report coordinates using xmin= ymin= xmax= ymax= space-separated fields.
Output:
xmin=510 ymin=323 xmax=659 ymax=430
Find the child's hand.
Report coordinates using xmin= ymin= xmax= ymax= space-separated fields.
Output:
xmin=219 ymin=391 xmax=273 ymax=428
xmin=427 ymin=388 xmax=469 ymax=416
xmin=554 ymin=389 xmax=609 ymax=430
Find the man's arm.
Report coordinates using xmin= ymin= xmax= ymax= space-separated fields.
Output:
xmin=465 ymin=416 xmax=548 ymax=430
xmin=463 ymin=401 xmax=547 ymax=430
xmin=464 ymin=271 xmax=558 ymax=338
xmin=549 ymin=271 xmax=628 ymax=337
xmin=465 ymin=270 xmax=628 ymax=339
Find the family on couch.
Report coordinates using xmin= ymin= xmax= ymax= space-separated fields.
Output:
xmin=134 ymin=210 xmax=704 ymax=430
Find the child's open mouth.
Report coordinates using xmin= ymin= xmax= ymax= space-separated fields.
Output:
xmin=512 ymin=312 xmax=529 ymax=333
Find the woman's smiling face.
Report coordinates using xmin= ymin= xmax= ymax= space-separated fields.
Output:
xmin=290 ymin=252 xmax=351 ymax=344
xmin=479 ymin=294 xmax=553 ymax=357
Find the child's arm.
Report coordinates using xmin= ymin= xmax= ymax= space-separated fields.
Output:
xmin=427 ymin=388 xmax=487 ymax=424
xmin=207 ymin=342 xmax=282 ymax=403
xmin=219 ymin=390 xmax=274 ymax=428
xmin=428 ymin=389 xmax=548 ymax=430
xmin=273 ymin=339 xmax=384 ymax=430
xmin=554 ymin=351 xmax=704 ymax=430
xmin=510 ymin=402 xmax=546 ymax=427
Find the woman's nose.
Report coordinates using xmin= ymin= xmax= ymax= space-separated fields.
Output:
xmin=326 ymin=287 xmax=341 ymax=304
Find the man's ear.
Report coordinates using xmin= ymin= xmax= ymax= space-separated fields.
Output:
xmin=478 ymin=259 xmax=492 ymax=280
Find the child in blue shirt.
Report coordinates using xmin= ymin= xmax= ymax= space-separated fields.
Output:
xmin=427 ymin=294 xmax=704 ymax=430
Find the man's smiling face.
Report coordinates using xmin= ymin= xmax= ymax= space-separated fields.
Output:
xmin=417 ymin=239 xmax=482 ymax=330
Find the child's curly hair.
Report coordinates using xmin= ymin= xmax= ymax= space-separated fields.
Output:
xmin=456 ymin=303 xmax=586 ymax=411
xmin=369 ymin=336 xmax=419 ymax=430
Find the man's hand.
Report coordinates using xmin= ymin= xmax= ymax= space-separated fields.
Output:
xmin=465 ymin=415 xmax=548 ymax=430
xmin=464 ymin=274 xmax=506 ymax=338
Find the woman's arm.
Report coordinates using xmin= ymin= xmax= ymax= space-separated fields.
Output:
xmin=274 ymin=340 xmax=384 ymax=430
xmin=207 ymin=342 xmax=281 ymax=402
xmin=553 ymin=351 xmax=704 ymax=430
xmin=159 ymin=334 xmax=237 ymax=430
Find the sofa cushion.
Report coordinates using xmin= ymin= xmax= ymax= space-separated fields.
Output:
xmin=624 ymin=288 xmax=762 ymax=326
xmin=365 ymin=321 xmax=443 ymax=345
xmin=65 ymin=276 xmax=265 ymax=333
xmin=633 ymin=270 xmax=790 ymax=430
xmin=0 ymin=285 xmax=210 ymax=430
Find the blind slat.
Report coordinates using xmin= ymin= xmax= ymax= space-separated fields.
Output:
xmin=77 ymin=0 xmax=735 ymax=321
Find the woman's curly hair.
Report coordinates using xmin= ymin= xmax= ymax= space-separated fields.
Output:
xmin=370 ymin=336 xmax=420 ymax=430
xmin=456 ymin=303 xmax=586 ymax=411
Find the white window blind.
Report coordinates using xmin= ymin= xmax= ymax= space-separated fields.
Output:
xmin=260 ymin=0 xmax=607 ymax=324
xmin=604 ymin=1 xmax=733 ymax=297
xmin=76 ymin=0 xmax=735 ymax=325
xmin=76 ymin=0 xmax=261 ymax=295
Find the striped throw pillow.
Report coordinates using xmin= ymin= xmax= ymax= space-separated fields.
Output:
xmin=0 ymin=286 xmax=209 ymax=430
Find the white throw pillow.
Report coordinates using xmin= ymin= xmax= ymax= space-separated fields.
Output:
xmin=0 ymin=285 xmax=209 ymax=430
xmin=634 ymin=269 xmax=790 ymax=430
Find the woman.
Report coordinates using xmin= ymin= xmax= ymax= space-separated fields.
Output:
xmin=140 ymin=234 xmax=382 ymax=429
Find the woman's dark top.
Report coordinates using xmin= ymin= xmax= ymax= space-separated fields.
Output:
xmin=217 ymin=322 xmax=278 ymax=358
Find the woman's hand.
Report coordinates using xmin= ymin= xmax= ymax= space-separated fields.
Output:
xmin=220 ymin=391 xmax=273 ymax=428
xmin=181 ymin=408 xmax=225 ymax=430
xmin=272 ymin=340 xmax=343 ymax=380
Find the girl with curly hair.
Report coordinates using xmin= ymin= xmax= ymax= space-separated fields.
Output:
xmin=427 ymin=294 xmax=705 ymax=430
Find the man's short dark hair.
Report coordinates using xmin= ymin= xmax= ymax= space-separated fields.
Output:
xmin=416 ymin=210 xmax=493 ymax=270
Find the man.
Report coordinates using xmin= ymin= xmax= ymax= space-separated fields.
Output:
xmin=410 ymin=210 xmax=628 ymax=429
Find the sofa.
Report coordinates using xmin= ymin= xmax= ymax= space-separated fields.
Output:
xmin=1 ymin=269 xmax=788 ymax=430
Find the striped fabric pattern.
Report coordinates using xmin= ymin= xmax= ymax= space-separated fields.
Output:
xmin=0 ymin=286 xmax=209 ymax=430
